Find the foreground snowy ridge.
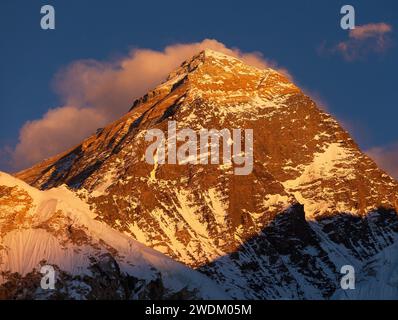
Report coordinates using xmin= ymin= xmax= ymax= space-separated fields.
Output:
xmin=0 ymin=172 xmax=228 ymax=299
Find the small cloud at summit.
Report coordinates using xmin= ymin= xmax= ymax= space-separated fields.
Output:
xmin=319 ymin=22 xmax=393 ymax=61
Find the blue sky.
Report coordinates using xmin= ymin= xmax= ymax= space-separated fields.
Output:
xmin=0 ymin=0 xmax=397 ymax=174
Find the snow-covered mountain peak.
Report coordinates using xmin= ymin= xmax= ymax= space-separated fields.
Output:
xmin=10 ymin=50 xmax=398 ymax=300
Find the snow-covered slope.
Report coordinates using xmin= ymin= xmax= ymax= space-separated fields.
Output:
xmin=331 ymin=232 xmax=398 ymax=300
xmin=0 ymin=172 xmax=228 ymax=299
xmin=14 ymin=49 xmax=398 ymax=299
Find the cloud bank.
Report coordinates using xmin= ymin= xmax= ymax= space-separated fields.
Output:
xmin=13 ymin=107 xmax=106 ymax=168
xmin=10 ymin=39 xmax=288 ymax=170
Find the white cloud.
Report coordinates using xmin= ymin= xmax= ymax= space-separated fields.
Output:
xmin=320 ymin=22 xmax=393 ymax=61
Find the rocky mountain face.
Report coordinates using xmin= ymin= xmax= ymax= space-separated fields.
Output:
xmin=13 ymin=49 xmax=398 ymax=299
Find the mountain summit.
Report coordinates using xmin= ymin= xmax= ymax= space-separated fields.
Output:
xmin=13 ymin=50 xmax=398 ymax=299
